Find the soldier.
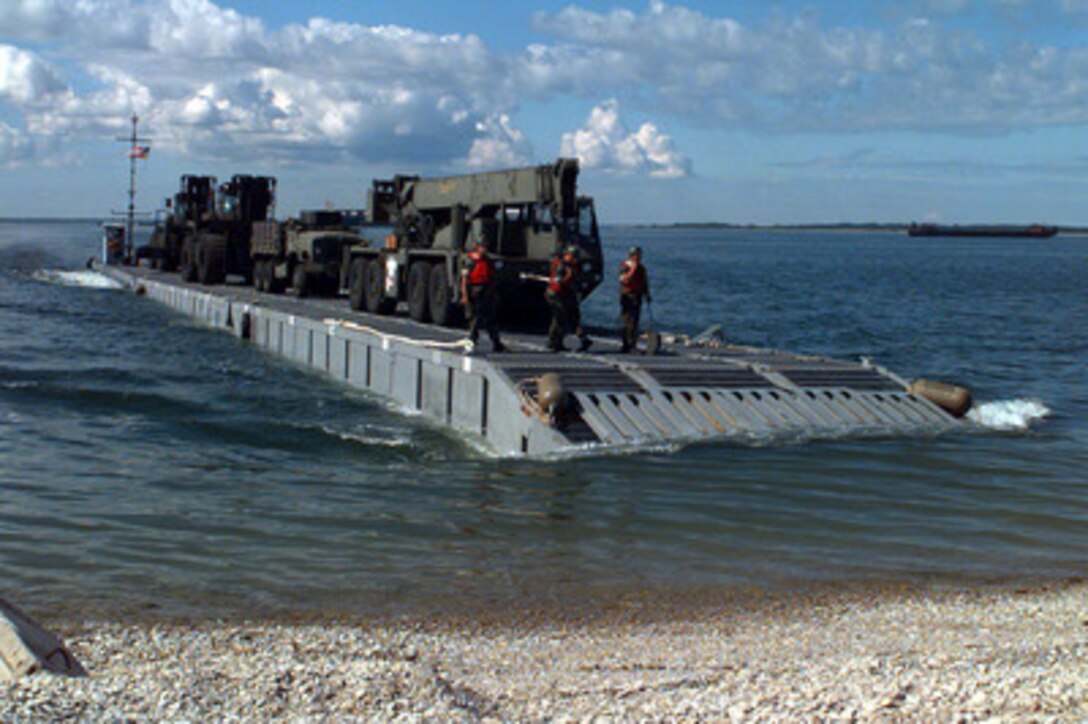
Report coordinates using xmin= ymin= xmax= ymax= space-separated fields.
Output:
xmin=546 ymin=246 xmax=592 ymax=353
xmin=618 ymin=245 xmax=651 ymax=353
xmin=461 ymin=239 xmax=506 ymax=353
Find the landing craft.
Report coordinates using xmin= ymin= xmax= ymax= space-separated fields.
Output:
xmin=106 ymin=154 xmax=973 ymax=456
xmin=95 ymin=259 xmax=977 ymax=456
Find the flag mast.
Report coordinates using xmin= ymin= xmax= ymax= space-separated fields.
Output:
xmin=115 ymin=112 xmax=151 ymax=259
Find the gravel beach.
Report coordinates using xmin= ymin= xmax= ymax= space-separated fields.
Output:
xmin=3 ymin=580 xmax=1086 ymax=720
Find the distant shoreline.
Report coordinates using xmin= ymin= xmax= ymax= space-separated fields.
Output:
xmin=5 ymin=217 xmax=1088 ymax=234
xmin=622 ymin=222 xmax=1088 ymax=234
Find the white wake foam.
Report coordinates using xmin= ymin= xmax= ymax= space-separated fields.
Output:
xmin=319 ymin=424 xmax=415 ymax=449
xmin=33 ymin=269 xmax=124 ymax=290
xmin=967 ymin=399 xmax=1050 ymax=431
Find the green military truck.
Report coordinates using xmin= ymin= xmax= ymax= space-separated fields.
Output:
xmin=140 ymin=175 xmax=217 ymax=272
xmin=346 ymin=158 xmax=605 ymax=326
xmin=177 ymin=174 xmax=276 ymax=286
xmin=250 ymin=210 xmax=370 ymax=297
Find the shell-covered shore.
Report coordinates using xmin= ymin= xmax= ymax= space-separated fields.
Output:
xmin=3 ymin=581 xmax=1085 ymax=720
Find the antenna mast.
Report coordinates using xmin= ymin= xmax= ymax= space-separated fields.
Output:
xmin=115 ymin=112 xmax=152 ymax=259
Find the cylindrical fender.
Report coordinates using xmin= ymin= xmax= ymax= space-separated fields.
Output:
xmin=536 ymin=373 xmax=568 ymax=415
xmin=908 ymin=379 xmax=973 ymax=418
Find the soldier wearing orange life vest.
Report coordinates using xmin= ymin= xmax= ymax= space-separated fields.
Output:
xmin=461 ymin=240 xmax=505 ymax=352
xmin=545 ymin=246 xmax=592 ymax=353
xmin=618 ymin=245 xmax=651 ymax=353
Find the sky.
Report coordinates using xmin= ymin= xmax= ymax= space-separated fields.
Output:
xmin=3 ymin=0 xmax=1088 ymax=224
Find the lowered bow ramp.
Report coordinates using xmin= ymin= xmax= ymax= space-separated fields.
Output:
xmin=101 ymin=266 xmax=960 ymax=456
xmin=492 ymin=351 xmax=956 ymax=449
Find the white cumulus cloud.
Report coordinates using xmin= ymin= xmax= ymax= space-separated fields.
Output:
xmin=0 ymin=1 xmax=510 ymax=166
xmin=0 ymin=122 xmax=34 ymax=166
xmin=530 ymin=2 xmax=1088 ymax=132
xmin=0 ymin=45 xmax=66 ymax=105
xmin=3 ymin=0 xmax=1088 ymax=172
xmin=560 ymin=100 xmax=691 ymax=178
xmin=467 ymin=114 xmax=533 ymax=168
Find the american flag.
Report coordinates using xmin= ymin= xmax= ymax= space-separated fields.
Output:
xmin=128 ymin=145 xmax=151 ymax=159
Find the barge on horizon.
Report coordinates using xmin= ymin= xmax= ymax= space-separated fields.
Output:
xmin=907 ymin=223 xmax=1058 ymax=238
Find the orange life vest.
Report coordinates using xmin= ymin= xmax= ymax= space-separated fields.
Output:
xmin=549 ymin=255 xmax=575 ymax=295
xmin=466 ymin=248 xmax=494 ymax=285
xmin=619 ymin=259 xmax=647 ymax=295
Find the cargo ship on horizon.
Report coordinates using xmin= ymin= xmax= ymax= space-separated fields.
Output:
xmin=907 ymin=222 xmax=1058 ymax=238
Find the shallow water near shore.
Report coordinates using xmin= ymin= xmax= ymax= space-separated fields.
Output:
xmin=1 ymin=220 xmax=1085 ymax=620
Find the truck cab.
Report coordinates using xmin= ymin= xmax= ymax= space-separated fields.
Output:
xmin=251 ymin=210 xmax=369 ymax=296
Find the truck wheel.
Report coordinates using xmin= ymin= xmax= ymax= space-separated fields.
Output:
xmin=268 ymin=266 xmax=285 ymax=294
xmin=407 ymin=261 xmax=431 ymax=322
xmin=253 ymin=259 xmax=265 ymax=291
xmin=365 ymin=257 xmax=396 ymax=315
xmin=292 ymin=265 xmax=309 ymax=298
xmin=161 ymin=253 xmax=178 ymax=273
xmin=197 ymin=235 xmax=226 ymax=285
xmin=348 ymin=258 xmax=366 ymax=311
xmin=262 ymin=260 xmax=270 ymax=292
xmin=428 ymin=264 xmax=457 ymax=326
xmin=180 ymin=240 xmax=197 ymax=282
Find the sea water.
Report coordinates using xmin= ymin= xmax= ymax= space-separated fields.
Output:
xmin=1 ymin=220 xmax=1084 ymax=618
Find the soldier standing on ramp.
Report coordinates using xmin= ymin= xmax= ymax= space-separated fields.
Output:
xmin=461 ymin=240 xmax=506 ymax=353
xmin=618 ymin=245 xmax=651 ymax=353
xmin=546 ymin=246 xmax=592 ymax=353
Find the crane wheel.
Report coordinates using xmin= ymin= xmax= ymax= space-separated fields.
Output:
xmin=428 ymin=264 xmax=457 ymax=327
xmin=348 ymin=258 xmax=367 ymax=311
xmin=364 ymin=257 xmax=395 ymax=315
xmin=407 ymin=261 xmax=431 ymax=322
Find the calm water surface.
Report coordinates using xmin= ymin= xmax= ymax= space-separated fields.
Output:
xmin=1 ymin=220 xmax=1085 ymax=618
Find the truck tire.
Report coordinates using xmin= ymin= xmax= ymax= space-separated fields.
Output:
xmin=253 ymin=259 xmax=266 ymax=291
xmin=348 ymin=258 xmax=366 ymax=311
xmin=268 ymin=265 xmax=285 ymax=294
xmin=407 ymin=261 xmax=431 ymax=322
xmin=365 ymin=257 xmax=396 ymax=315
xmin=180 ymin=240 xmax=197 ymax=282
xmin=161 ymin=250 xmax=178 ymax=273
xmin=260 ymin=259 xmax=274 ymax=293
xmin=196 ymin=235 xmax=226 ymax=285
xmin=292 ymin=265 xmax=310 ymax=298
xmin=428 ymin=263 xmax=457 ymax=327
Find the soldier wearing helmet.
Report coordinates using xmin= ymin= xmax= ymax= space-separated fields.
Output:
xmin=461 ymin=239 xmax=505 ymax=353
xmin=618 ymin=245 xmax=651 ymax=353
xmin=545 ymin=245 xmax=592 ymax=353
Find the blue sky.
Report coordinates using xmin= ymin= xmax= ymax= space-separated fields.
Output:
xmin=2 ymin=0 xmax=1088 ymax=224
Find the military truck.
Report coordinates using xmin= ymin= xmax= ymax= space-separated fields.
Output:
xmin=346 ymin=158 xmax=604 ymax=326
xmin=178 ymin=174 xmax=276 ymax=285
xmin=141 ymin=175 xmax=216 ymax=272
xmin=251 ymin=210 xmax=370 ymax=297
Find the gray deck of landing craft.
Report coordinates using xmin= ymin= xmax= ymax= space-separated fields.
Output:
xmin=101 ymin=265 xmax=960 ymax=456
